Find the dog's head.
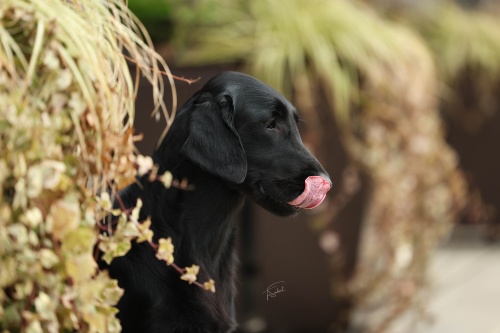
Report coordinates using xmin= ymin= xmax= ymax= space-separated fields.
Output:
xmin=180 ymin=72 xmax=331 ymax=216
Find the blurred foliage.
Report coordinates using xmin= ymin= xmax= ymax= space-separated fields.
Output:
xmin=382 ymin=1 xmax=500 ymax=131
xmin=170 ymin=0 xmax=422 ymax=127
xmin=414 ymin=2 xmax=500 ymax=81
xmin=414 ymin=1 xmax=500 ymax=131
xmin=127 ymin=0 xmax=171 ymax=22
xmin=0 ymin=0 xmax=176 ymax=331
xmin=127 ymin=0 xmax=173 ymax=42
xmin=167 ymin=0 xmax=469 ymax=332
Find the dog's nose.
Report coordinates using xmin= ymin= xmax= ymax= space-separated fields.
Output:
xmin=319 ymin=173 xmax=332 ymax=189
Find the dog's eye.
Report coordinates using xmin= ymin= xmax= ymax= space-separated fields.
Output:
xmin=266 ymin=119 xmax=277 ymax=130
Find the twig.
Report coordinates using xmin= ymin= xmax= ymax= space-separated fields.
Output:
xmin=101 ymin=191 xmax=211 ymax=291
xmin=123 ymin=54 xmax=201 ymax=85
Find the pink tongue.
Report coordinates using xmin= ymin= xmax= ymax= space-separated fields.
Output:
xmin=288 ymin=176 xmax=331 ymax=209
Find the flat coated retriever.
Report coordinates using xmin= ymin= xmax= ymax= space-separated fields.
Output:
xmin=106 ymin=72 xmax=331 ymax=332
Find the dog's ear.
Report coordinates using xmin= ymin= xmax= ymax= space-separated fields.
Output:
xmin=181 ymin=94 xmax=247 ymax=184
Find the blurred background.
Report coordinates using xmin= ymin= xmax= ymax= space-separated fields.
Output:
xmin=127 ymin=0 xmax=500 ymax=332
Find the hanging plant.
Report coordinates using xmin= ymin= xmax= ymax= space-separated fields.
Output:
xmin=0 ymin=0 xmax=176 ymax=331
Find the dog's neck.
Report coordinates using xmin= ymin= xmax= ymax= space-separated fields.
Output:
xmin=112 ymin=109 xmax=241 ymax=330
xmin=150 ymin=110 xmax=244 ymax=274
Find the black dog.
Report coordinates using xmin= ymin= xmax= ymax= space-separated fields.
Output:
xmin=106 ymin=72 xmax=331 ymax=332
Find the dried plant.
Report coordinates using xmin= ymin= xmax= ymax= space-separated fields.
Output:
xmin=342 ymin=26 xmax=467 ymax=332
xmin=0 ymin=1 xmax=212 ymax=332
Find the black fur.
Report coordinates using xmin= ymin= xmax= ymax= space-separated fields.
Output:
xmin=104 ymin=72 xmax=330 ymax=333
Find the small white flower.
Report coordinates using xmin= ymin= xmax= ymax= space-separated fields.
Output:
xmin=156 ymin=237 xmax=175 ymax=265
xmin=43 ymin=50 xmax=60 ymax=70
xmin=136 ymin=155 xmax=153 ymax=176
xmin=39 ymin=249 xmax=59 ymax=269
xmin=180 ymin=265 xmax=200 ymax=284
xmin=23 ymin=207 xmax=43 ymax=228
xmin=203 ymin=279 xmax=216 ymax=293
xmin=159 ymin=171 xmax=173 ymax=188
xmin=56 ymin=69 xmax=72 ymax=90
